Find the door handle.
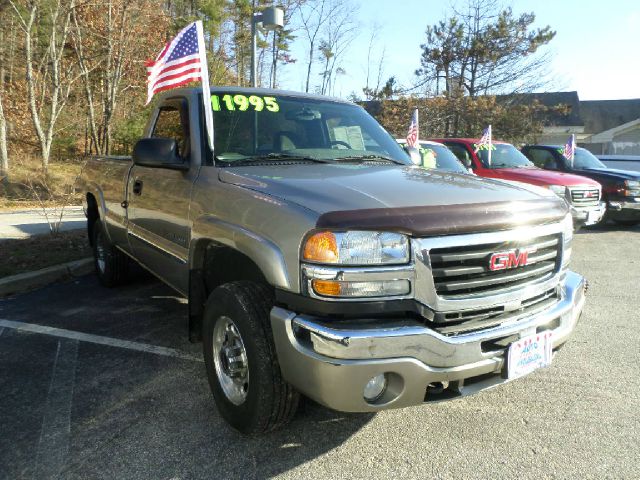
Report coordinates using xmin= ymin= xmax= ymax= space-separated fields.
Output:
xmin=133 ymin=179 xmax=143 ymax=196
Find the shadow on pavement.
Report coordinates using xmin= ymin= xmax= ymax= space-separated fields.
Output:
xmin=0 ymin=272 xmax=375 ymax=479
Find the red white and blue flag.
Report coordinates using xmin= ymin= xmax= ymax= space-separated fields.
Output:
xmin=146 ymin=21 xmax=213 ymax=149
xmin=474 ymin=125 xmax=492 ymax=165
xmin=563 ymin=134 xmax=576 ymax=166
xmin=474 ymin=125 xmax=492 ymax=152
xmin=406 ymin=108 xmax=419 ymax=148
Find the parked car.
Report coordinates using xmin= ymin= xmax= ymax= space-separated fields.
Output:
xmin=432 ymin=138 xmax=606 ymax=227
xmin=396 ymin=139 xmax=470 ymax=173
xmin=597 ymin=154 xmax=640 ymax=173
xmin=82 ymin=88 xmax=585 ymax=434
xmin=522 ymin=145 xmax=640 ymax=226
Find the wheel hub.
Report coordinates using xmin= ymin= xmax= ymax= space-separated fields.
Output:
xmin=212 ymin=317 xmax=249 ymax=405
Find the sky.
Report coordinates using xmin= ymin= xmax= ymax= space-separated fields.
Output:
xmin=278 ymin=0 xmax=640 ymax=100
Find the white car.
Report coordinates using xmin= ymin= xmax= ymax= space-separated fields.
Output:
xmin=396 ymin=139 xmax=471 ymax=174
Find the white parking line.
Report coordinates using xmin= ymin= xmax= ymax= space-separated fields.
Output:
xmin=33 ymin=339 xmax=78 ymax=479
xmin=0 ymin=319 xmax=203 ymax=363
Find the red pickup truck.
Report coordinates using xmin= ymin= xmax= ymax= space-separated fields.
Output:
xmin=432 ymin=138 xmax=606 ymax=226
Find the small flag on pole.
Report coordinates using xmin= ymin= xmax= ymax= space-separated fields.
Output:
xmin=474 ymin=125 xmax=492 ymax=166
xmin=145 ymin=21 xmax=214 ymax=151
xmin=562 ymin=134 xmax=576 ymax=167
xmin=406 ymin=108 xmax=419 ymax=148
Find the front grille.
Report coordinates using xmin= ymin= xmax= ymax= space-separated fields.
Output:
xmin=570 ymin=187 xmax=600 ymax=206
xmin=429 ymin=288 xmax=559 ymax=336
xmin=429 ymin=234 xmax=561 ymax=298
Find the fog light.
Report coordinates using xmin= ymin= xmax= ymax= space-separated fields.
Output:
xmin=363 ymin=373 xmax=387 ymax=402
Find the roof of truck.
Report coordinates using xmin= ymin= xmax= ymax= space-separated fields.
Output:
xmin=155 ymin=86 xmax=353 ymax=105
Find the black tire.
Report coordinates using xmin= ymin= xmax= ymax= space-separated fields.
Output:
xmin=92 ymin=221 xmax=128 ymax=287
xmin=202 ymin=281 xmax=299 ymax=434
xmin=613 ymin=219 xmax=640 ymax=227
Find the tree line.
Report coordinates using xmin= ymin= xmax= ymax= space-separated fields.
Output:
xmin=0 ymin=0 xmax=557 ymax=180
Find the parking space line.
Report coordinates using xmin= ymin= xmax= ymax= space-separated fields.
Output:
xmin=34 ymin=339 xmax=78 ymax=479
xmin=0 ymin=319 xmax=203 ymax=363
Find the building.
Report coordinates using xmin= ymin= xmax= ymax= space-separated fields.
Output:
xmin=526 ymin=92 xmax=640 ymax=154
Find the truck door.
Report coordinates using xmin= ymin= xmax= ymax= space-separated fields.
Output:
xmin=126 ymin=98 xmax=196 ymax=294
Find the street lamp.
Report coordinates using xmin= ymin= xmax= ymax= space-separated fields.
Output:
xmin=251 ymin=5 xmax=284 ymax=88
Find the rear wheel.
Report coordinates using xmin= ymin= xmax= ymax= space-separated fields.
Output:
xmin=202 ymin=281 xmax=299 ymax=434
xmin=92 ymin=221 xmax=129 ymax=287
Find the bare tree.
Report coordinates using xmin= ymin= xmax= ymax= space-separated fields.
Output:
xmin=0 ymin=19 xmax=8 ymax=179
xmin=362 ymin=23 xmax=389 ymax=100
xmin=297 ymin=0 xmax=342 ymax=93
xmin=71 ymin=0 xmax=163 ymax=155
xmin=318 ymin=0 xmax=358 ymax=95
xmin=9 ymin=0 xmax=77 ymax=172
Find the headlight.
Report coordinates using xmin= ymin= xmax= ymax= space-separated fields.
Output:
xmin=303 ymin=231 xmax=410 ymax=265
xmin=548 ymin=184 xmax=567 ymax=198
xmin=625 ymin=180 xmax=640 ymax=188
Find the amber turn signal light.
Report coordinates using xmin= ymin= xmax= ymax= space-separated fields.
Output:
xmin=311 ymin=279 xmax=342 ymax=296
xmin=303 ymin=231 xmax=339 ymax=263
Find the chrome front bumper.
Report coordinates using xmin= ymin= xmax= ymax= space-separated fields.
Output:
xmin=271 ymin=271 xmax=586 ymax=413
xmin=571 ymin=202 xmax=606 ymax=226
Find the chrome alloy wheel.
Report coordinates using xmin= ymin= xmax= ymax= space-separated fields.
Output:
xmin=212 ymin=316 xmax=250 ymax=405
xmin=95 ymin=232 xmax=107 ymax=273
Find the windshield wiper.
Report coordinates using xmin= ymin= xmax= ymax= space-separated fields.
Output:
xmin=331 ymin=154 xmax=405 ymax=165
xmin=218 ymin=153 xmax=332 ymax=166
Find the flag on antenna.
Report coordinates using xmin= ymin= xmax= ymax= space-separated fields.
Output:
xmin=145 ymin=21 xmax=214 ymax=150
xmin=474 ymin=125 xmax=492 ymax=165
xmin=562 ymin=134 xmax=576 ymax=167
xmin=406 ymin=108 xmax=419 ymax=148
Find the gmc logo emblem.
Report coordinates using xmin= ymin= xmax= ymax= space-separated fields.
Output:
xmin=489 ymin=248 xmax=537 ymax=271
xmin=583 ymin=191 xmax=596 ymax=198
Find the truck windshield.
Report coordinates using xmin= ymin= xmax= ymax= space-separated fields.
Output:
xmin=570 ymin=148 xmax=607 ymax=169
xmin=418 ymin=143 xmax=468 ymax=173
xmin=477 ymin=144 xmax=534 ymax=169
xmin=209 ymin=92 xmax=410 ymax=165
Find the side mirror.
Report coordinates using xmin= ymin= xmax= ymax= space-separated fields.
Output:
xmin=461 ymin=156 xmax=472 ymax=169
xmin=404 ymin=146 xmax=422 ymax=165
xmin=132 ymin=138 xmax=188 ymax=171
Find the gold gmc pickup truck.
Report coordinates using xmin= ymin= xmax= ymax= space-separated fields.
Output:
xmin=82 ymin=87 xmax=586 ymax=434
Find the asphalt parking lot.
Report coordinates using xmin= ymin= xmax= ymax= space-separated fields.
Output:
xmin=1 ymin=224 xmax=639 ymax=480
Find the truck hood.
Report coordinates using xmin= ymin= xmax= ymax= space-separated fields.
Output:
xmin=493 ymin=167 xmax=600 ymax=187
xmin=578 ymin=167 xmax=640 ymax=184
xmin=219 ymin=164 xmax=568 ymax=236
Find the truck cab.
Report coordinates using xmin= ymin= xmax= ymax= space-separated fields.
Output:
xmin=522 ymin=145 xmax=640 ymax=226
xmin=433 ymin=138 xmax=606 ymax=227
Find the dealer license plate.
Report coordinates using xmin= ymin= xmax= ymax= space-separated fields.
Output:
xmin=507 ymin=331 xmax=553 ymax=379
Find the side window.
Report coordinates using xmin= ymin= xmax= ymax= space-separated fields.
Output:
xmin=446 ymin=143 xmax=472 ymax=167
xmin=152 ymin=104 xmax=190 ymax=159
xmin=526 ymin=148 xmax=558 ymax=169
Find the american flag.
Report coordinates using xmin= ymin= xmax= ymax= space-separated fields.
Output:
xmin=145 ymin=21 xmax=214 ymax=149
xmin=406 ymin=108 xmax=419 ymax=148
xmin=474 ymin=125 xmax=492 ymax=152
xmin=146 ymin=22 xmax=206 ymax=104
xmin=563 ymin=134 xmax=576 ymax=165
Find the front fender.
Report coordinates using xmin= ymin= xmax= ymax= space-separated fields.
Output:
xmin=191 ymin=215 xmax=291 ymax=290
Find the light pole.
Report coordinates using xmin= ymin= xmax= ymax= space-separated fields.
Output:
xmin=251 ymin=4 xmax=284 ymax=88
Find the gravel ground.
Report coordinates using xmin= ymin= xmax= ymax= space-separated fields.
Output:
xmin=0 ymin=224 xmax=638 ymax=480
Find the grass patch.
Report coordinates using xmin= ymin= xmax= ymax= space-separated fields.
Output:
xmin=0 ymin=230 xmax=92 ymax=278
xmin=0 ymin=156 xmax=85 ymax=211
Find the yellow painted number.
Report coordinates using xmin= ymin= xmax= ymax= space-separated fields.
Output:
xmin=264 ymin=96 xmax=279 ymax=112
xmin=210 ymin=94 xmax=278 ymax=113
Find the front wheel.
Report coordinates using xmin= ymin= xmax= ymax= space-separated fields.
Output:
xmin=202 ymin=281 xmax=299 ymax=434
